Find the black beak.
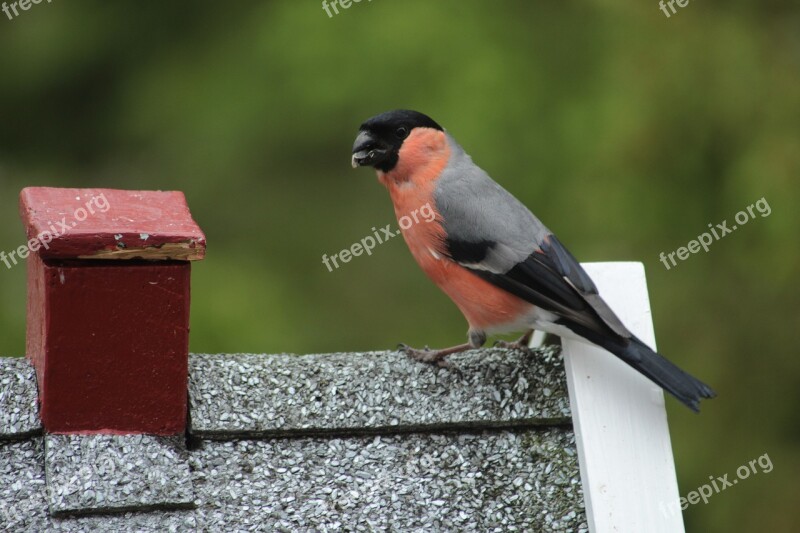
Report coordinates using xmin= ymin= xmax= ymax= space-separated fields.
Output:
xmin=351 ymin=130 xmax=389 ymax=168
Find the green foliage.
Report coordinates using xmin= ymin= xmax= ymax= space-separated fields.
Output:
xmin=0 ymin=1 xmax=798 ymax=529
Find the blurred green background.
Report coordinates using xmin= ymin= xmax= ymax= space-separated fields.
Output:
xmin=0 ymin=1 xmax=797 ymax=530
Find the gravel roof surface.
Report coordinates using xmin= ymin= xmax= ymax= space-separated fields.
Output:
xmin=0 ymin=346 xmax=586 ymax=531
xmin=0 ymin=438 xmax=195 ymax=532
xmin=188 ymin=428 xmax=586 ymax=532
xmin=44 ymin=434 xmax=195 ymax=517
xmin=2 ymin=429 xmax=585 ymax=532
xmin=189 ymin=347 xmax=571 ymax=438
xmin=0 ymin=357 xmax=41 ymax=441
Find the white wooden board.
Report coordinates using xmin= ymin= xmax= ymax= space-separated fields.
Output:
xmin=552 ymin=262 xmax=684 ymax=533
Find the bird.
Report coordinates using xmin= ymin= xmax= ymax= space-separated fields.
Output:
xmin=351 ymin=109 xmax=716 ymax=412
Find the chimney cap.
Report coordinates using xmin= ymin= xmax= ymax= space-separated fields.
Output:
xmin=19 ymin=187 xmax=206 ymax=261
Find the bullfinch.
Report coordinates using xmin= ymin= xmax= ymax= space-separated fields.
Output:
xmin=351 ymin=109 xmax=715 ymax=412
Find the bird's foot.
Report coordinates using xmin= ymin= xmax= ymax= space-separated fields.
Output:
xmin=397 ymin=343 xmax=450 ymax=367
xmin=493 ymin=339 xmax=534 ymax=356
xmin=397 ymin=343 xmax=471 ymax=367
xmin=492 ymin=329 xmax=535 ymax=355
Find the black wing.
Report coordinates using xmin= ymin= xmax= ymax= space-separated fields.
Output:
xmin=445 ymin=233 xmax=632 ymax=339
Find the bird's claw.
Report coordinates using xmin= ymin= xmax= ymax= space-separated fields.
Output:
xmin=493 ymin=339 xmax=534 ymax=356
xmin=397 ymin=343 xmax=450 ymax=366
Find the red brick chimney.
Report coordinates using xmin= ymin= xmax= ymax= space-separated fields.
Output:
xmin=19 ymin=187 xmax=206 ymax=435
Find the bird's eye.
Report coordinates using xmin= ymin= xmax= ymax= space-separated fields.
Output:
xmin=395 ymin=127 xmax=409 ymax=139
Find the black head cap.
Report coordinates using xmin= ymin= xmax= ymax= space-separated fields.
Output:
xmin=351 ymin=110 xmax=443 ymax=172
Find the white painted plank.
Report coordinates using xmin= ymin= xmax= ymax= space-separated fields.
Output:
xmin=558 ymin=262 xmax=684 ymax=533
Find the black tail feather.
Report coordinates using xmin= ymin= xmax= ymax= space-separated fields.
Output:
xmin=559 ymin=321 xmax=716 ymax=412
xmin=618 ymin=336 xmax=716 ymax=412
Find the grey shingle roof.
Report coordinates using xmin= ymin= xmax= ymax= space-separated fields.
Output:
xmin=189 ymin=347 xmax=571 ymax=438
xmin=0 ymin=357 xmax=40 ymax=441
xmin=44 ymin=435 xmax=195 ymax=517
xmin=0 ymin=347 xmax=587 ymax=532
